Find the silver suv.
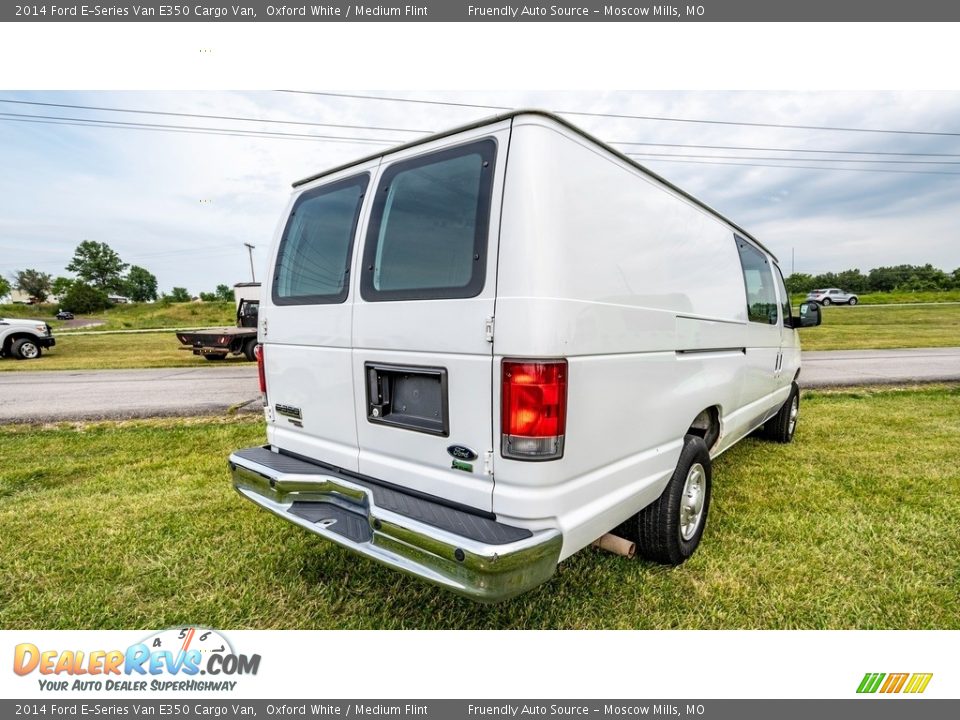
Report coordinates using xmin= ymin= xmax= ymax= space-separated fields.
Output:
xmin=806 ymin=288 xmax=859 ymax=306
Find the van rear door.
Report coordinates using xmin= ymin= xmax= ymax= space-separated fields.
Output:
xmin=351 ymin=124 xmax=510 ymax=513
xmin=262 ymin=163 xmax=377 ymax=473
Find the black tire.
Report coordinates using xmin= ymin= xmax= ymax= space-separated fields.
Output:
xmin=204 ymin=354 xmax=227 ymax=362
xmin=12 ymin=338 xmax=42 ymax=360
xmin=821 ymin=297 xmax=831 ymax=305
xmin=621 ymin=434 xmax=712 ymax=565
xmin=760 ymin=383 xmax=800 ymax=444
xmin=848 ymin=297 xmax=858 ymax=306
xmin=242 ymin=338 xmax=258 ymax=362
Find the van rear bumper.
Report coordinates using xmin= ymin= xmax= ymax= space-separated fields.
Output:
xmin=228 ymin=446 xmax=562 ymax=602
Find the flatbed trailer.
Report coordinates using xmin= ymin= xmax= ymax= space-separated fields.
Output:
xmin=175 ymin=283 xmax=260 ymax=361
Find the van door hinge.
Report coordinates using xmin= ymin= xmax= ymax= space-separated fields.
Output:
xmin=484 ymin=316 xmax=495 ymax=343
xmin=483 ymin=450 xmax=494 ymax=476
xmin=260 ymin=316 xmax=268 ymax=337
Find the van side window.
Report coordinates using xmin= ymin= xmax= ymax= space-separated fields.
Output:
xmin=735 ymin=237 xmax=778 ymax=325
xmin=272 ymin=174 xmax=368 ymax=305
xmin=774 ymin=265 xmax=791 ymax=327
xmin=361 ymin=139 xmax=496 ymax=301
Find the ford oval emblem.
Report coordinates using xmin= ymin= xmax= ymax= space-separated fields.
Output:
xmin=447 ymin=445 xmax=478 ymax=461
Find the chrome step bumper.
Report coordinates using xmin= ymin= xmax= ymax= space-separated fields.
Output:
xmin=228 ymin=446 xmax=562 ymax=602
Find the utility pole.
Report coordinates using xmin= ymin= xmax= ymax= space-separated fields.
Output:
xmin=244 ymin=243 xmax=256 ymax=283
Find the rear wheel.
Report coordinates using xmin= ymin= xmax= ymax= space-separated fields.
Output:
xmin=760 ymin=383 xmax=800 ymax=443
xmin=620 ymin=434 xmax=712 ymax=565
xmin=821 ymin=297 xmax=831 ymax=305
xmin=12 ymin=338 xmax=41 ymax=360
xmin=242 ymin=338 xmax=257 ymax=362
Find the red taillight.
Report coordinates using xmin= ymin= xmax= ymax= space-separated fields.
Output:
xmin=255 ymin=343 xmax=267 ymax=402
xmin=501 ymin=359 xmax=567 ymax=460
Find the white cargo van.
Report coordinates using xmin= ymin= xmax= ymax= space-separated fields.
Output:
xmin=229 ymin=110 xmax=821 ymax=601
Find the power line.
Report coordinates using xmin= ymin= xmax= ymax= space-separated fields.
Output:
xmin=0 ymin=116 xmax=391 ymax=146
xmin=0 ymin=111 xmax=400 ymax=144
xmin=611 ymin=141 xmax=960 ymax=158
xmin=277 ymin=90 xmax=960 ymax=138
xmin=625 ymin=151 xmax=960 ymax=165
xmin=0 ymin=97 xmax=431 ymax=134
xmin=628 ymin=156 xmax=960 ymax=176
xmin=6 ymin=104 xmax=959 ymax=178
xmin=13 ymin=95 xmax=960 ymax=158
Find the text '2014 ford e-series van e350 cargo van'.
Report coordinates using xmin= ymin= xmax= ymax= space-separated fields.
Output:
xmin=228 ymin=110 xmax=822 ymax=602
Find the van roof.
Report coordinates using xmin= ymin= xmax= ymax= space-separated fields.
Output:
xmin=293 ymin=109 xmax=777 ymax=262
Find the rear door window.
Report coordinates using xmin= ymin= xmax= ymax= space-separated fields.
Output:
xmin=272 ymin=174 xmax=368 ymax=305
xmin=735 ymin=236 xmax=778 ymax=325
xmin=360 ymin=139 xmax=496 ymax=301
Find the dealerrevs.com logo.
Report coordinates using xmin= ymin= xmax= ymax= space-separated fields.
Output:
xmin=13 ymin=627 xmax=260 ymax=692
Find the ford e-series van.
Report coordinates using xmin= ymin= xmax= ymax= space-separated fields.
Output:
xmin=229 ymin=110 xmax=821 ymax=602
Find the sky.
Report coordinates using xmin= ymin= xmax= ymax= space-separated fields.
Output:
xmin=1 ymin=90 xmax=959 ymax=296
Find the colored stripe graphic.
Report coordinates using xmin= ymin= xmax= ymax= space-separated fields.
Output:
xmin=880 ymin=673 xmax=909 ymax=693
xmin=857 ymin=672 xmax=932 ymax=694
xmin=904 ymin=673 xmax=934 ymax=694
xmin=857 ymin=673 xmax=885 ymax=693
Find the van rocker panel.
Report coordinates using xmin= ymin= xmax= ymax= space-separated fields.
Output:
xmin=229 ymin=446 xmax=562 ymax=602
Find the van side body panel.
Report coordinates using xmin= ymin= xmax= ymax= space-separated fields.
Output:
xmin=492 ymin=117 xmax=782 ymax=558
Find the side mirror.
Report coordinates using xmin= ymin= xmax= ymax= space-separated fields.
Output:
xmin=796 ymin=301 xmax=822 ymax=328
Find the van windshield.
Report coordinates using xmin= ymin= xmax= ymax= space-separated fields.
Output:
xmin=361 ymin=139 xmax=496 ymax=301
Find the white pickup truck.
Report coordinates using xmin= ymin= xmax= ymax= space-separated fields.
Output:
xmin=0 ymin=317 xmax=56 ymax=359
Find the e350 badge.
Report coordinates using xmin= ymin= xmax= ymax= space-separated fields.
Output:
xmin=13 ymin=627 xmax=260 ymax=692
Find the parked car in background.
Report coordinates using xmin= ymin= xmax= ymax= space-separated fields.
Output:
xmin=55 ymin=310 xmax=74 ymax=320
xmin=0 ymin=317 xmax=56 ymax=359
xmin=228 ymin=110 xmax=823 ymax=602
xmin=806 ymin=288 xmax=859 ymax=305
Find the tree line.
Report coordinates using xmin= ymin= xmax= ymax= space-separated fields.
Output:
xmin=2 ymin=241 xmax=238 ymax=313
xmin=784 ymin=264 xmax=960 ymax=295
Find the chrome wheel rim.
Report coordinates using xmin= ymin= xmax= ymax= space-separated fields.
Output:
xmin=21 ymin=342 xmax=39 ymax=359
xmin=788 ymin=395 xmax=799 ymax=437
xmin=679 ymin=462 xmax=707 ymax=541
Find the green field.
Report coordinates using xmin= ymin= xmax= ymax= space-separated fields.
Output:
xmin=0 ymin=332 xmax=252 ymax=372
xmin=790 ymin=289 xmax=960 ymax=306
xmin=2 ymin=300 xmax=958 ymax=372
xmin=0 ymin=301 xmax=236 ymax=332
xmin=1 ymin=385 xmax=957 ymax=630
xmin=799 ymin=303 xmax=960 ymax=351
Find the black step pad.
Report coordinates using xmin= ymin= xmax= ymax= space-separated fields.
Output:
xmin=289 ymin=502 xmax=372 ymax=543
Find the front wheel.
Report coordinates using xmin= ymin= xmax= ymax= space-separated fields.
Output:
xmin=12 ymin=338 xmax=42 ymax=360
xmin=621 ymin=434 xmax=712 ymax=565
xmin=848 ymin=297 xmax=858 ymax=305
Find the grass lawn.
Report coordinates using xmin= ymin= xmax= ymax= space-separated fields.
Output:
xmin=799 ymin=303 xmax=960 ymax=351
xmin=1 ymin=385 xmax=957 ymax=630
xmin=0 ymin=332 xmax=253 ymax=372
xmin=790 ymin=289 xmax=960 ymax=305
xmin=0 ymin=301 xmax=236 ymax=332
xmin=3 ymin=302 xmax=956 ymax=373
